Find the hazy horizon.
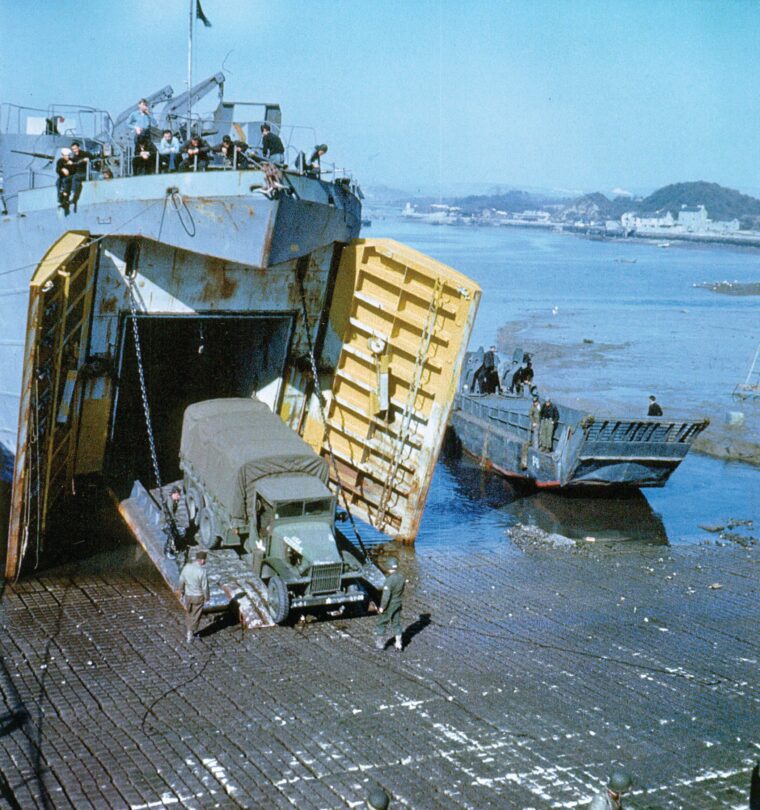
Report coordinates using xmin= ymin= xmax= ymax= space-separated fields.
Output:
xmin=2 ymin=1 xmax=758 ymax=197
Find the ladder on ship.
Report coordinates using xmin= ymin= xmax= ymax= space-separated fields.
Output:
xmin=733 ymin=340 xmax=760 ymax=400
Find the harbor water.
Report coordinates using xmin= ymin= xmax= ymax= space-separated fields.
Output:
xmin=369 ymin=219 xmax=760 ymax=548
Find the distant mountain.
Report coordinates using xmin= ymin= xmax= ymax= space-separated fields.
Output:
xmin=450 ymin=190 xmax=569 ymax=214
xmin=639 ymin=181 xmax=760 ymax=220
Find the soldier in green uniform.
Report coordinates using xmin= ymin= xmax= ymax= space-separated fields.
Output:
xmin=375 ymin=557 xmax=405 ymax=651
xmin=179 ymin=550 xmax=209 ymax=643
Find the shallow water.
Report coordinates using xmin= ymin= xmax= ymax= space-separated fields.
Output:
xmin=371 ymin=218 xmax=760 ymax=547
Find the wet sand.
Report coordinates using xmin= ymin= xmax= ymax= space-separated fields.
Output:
xmin=0 ymin=532 xmax=757 ymax=809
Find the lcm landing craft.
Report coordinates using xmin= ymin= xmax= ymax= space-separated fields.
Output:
xmin=0 ymin=75 xmax=480 ymax=592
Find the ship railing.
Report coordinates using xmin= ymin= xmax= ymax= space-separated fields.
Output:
xmin=584 ymin=418 xmax=703 ymax=444
xmin=0 ymin=102 xmax=112 ymax=140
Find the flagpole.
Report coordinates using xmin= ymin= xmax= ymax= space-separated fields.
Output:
xmin=188 ymin=0 xmax=194 ymax=129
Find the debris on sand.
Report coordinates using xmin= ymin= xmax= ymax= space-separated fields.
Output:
xmin=508 ymin=523 xmax=576 ymax=550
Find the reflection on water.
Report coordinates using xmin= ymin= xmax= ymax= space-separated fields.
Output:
xmin=417 ymin=455 xmax=668 ymax=548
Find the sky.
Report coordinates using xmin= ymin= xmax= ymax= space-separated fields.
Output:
xmin=2 ymin=0 xmax=760 ymax=197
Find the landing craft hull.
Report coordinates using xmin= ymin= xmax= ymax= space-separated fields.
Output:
xmin=450 ymin=393 xmax=708 ymax=489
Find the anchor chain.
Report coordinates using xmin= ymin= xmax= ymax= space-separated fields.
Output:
xmin=296 ymin=267 xmax=368 ymax=558
xmin=125 ymin=272 xmax=181 ymax=558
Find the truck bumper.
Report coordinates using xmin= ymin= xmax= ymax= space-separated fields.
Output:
xmin=291 ymin=591 xmax=365 ymax=610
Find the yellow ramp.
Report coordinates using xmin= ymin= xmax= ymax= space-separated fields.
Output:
xmin=303 ymin=239 xmax=481 ymax=542
xmin=6 ymin=231 xmax=96 ymax=579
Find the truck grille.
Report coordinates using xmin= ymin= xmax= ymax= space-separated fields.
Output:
xmin=310 ymin=562 xmax=343 ymax=595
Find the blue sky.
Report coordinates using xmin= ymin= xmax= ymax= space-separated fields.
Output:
xmin=2 ymin=0 xmax=759 ymax=196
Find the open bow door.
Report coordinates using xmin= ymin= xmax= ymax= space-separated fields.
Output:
xmin=6 ymin=231 xmax=97 ymax=578
xmin=302 ymin=239 xmax=480 ymax=542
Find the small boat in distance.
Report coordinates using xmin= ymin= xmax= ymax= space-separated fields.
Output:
xmin=448 ymin=347 xmax=709 ymax=489
xmin=657 ymin=241 xmax=671 ymax=248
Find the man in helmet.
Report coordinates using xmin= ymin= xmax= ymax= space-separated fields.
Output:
xmin=375 ymin=557 xmax=405 ymax=652
xmin=588 ymin=770 xmax=632 ymax=810
xmin=179 ymin=549 xmax=209 ymax=643
xmin=366 ymin=786 xmax=390 ymax=809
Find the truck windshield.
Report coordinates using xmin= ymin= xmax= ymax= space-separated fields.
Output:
xmin=276 ymin=502 xmax=303 ymax=518
xmin=304 ymin=498 xmax=333 ymax=516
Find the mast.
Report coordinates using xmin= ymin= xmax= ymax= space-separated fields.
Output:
xmin=187 ymin=0 xmax=194 ymax=128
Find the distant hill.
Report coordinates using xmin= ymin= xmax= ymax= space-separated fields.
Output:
xmin=639 ymin=181 xmax=760 ymax=220
xmin=559 ymin=192 xmax=634 ymax=222
xmin=451 ymin=190 xmax=568 ymax=214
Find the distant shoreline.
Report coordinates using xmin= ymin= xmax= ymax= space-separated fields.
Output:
xmin=399 ymin=215 xmax=760 ymax=250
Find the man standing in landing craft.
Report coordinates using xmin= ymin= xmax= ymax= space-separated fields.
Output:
xmin=375 ymin=557 xmax=405 ymax=652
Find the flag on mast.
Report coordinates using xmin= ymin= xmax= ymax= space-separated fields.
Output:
xmin=196 ymin=0 xmax=212 ymax=27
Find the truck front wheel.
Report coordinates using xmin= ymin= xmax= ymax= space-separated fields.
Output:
xmin=266 ymin=575 xmax=290 ymax=625
xmin=198 ymin=507 xmax=220 ymax=549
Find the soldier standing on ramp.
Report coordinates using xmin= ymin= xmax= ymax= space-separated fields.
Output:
xmin=179 ymin=550 xmax=209 ymax=643
xmin=375 ymin=557 xmax=405 ymax=652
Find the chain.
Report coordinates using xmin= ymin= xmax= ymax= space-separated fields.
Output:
xmin=126 ymin=273 xmax=180 ymax=556
xmin=295 ymin=267 xmax=368 ymax=558
xmin=375 ymin=278 xmax=443 ymax=531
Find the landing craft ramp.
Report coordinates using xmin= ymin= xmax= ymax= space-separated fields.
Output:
xmin=4 ymin=233 xmax=480 ymax=593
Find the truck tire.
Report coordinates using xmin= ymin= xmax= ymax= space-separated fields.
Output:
xmin=198 ymin=507 xmax=220 ymax=549
xmin=186 ymin=485 xmax=202 ymax=525
xmin=266 ymin=575 xmax=290 ymax=624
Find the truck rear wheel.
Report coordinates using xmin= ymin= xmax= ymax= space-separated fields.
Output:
xmin=198 ymin=507 xmax=220 ymax=549
xmin=186 ymin=485 xmax=202 ymax=525
xmin=266 ymin=575 xmax=290 ymax=624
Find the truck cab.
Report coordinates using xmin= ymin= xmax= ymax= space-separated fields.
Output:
xmin=246 ymin=473 xmax=366 ymax=622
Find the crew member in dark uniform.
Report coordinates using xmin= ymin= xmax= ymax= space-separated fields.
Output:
xmin=260 ymin=123 xmax=285 ymax=164
xmin=133 ymin=137 xmax=157 ymax=176
xmin=179 ymin=136 xmax=211 ymax=172
xmin=56 ymin=148 xmax=75 ymax=213
xmin=70 ymin=141 xmax=94 ymax=210
xmin=375 ymin=557 xmax=406 ymax=652
xmin=306 ymin=144 xmax=328 ymax=177
xmin=539 ymin=398 xmax=560 ymax=451
xmin=214 ymin=135 xmax=249 ymax=168
xmin=480 ymin=345 xmax=501 ymax=394
xmin=648 ymin=395 xmax=663 ymax=416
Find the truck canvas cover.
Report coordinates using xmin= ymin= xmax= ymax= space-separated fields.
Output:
xmin=180 ymin=399 xmax=329 ymax=521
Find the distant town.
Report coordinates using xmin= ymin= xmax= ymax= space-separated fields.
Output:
xmin=395 ymin=180 xmax=760 ymax=246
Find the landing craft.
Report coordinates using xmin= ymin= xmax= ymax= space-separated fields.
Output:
xmin=449 ymin=347 xmax=708 ymax=489
xmin=0 ymin=76 xmax=481 ymax=619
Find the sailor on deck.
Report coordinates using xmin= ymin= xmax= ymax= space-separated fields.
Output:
xmin=126 ymin=98 xmax=157 ymax=147
xmin=260 ymin=123 xmax=285 ymax=164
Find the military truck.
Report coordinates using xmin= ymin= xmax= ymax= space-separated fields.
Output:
xmin=179 ymin=398 xmax=372 ymax=623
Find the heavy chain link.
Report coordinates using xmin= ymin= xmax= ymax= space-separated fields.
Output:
xmin=126 ymin=273 xmax=180 ymax=556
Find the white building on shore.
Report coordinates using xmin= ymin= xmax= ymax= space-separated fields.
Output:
xmin=621 ymin=204 xmax=740 ymax=235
